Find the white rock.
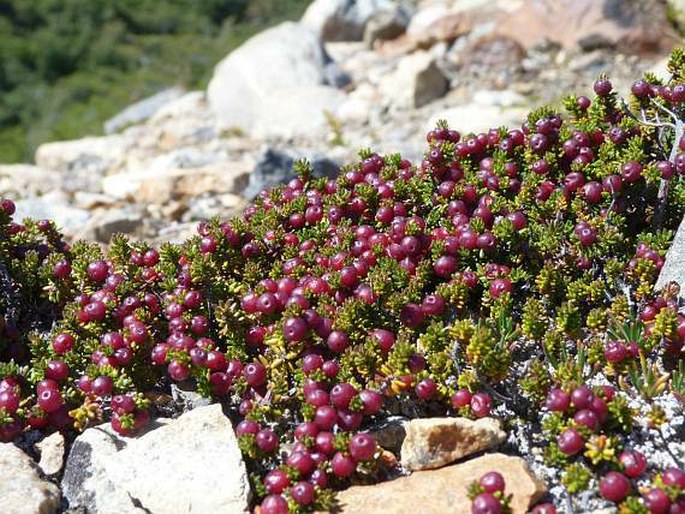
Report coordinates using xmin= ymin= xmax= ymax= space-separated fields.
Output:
xmin=0 ymin=442 xmax=60 ymax=514
xmin=150 ymin=91 xmax=206 ymax=123
xmin=207 ymin=22 xmax=334 ymax=134
xmin=105 ymin=405 xmax=251 ymax=514
xmin=252 ymin=85 xmax=347 ymax=139
xmin=61 ymin=423 xmax=148 ymax=514
xmin=14 ymin=192 xmax=91 ymax=234
xmin=406 ymin=5 xmax=448 ymax=40
xmin=379 ymin=51 xmax=448 ymax=109
xmin=427 ymin=104 xmax=528 ymax=136
xmin=0 ymin=164 xmax=59 ymax=198
xmin=36 ymin=432 xmax=65 ymax=477
xmin=473 ymin=89 xmax=527 ymax=107
xmin=301 ymin=0 xmax=397 ymax=41
xmin=104 ymin=87 xmax=185 ymax=134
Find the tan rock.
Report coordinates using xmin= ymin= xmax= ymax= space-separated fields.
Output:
xmin=1 ymin=442 xmax=61 ymax=514
xmin=138 ymin=162 xmax=252 ymax=204
xmin=401 ymin=417 xmax=506 ymax=471
xmin=332 ymin=453 xmax=546 ymax=514
xmin=379 ymin=51 xmax=448 ymax=109
xmin=495 ymin=0 xmax=678 ymax=55
xmin=36 ymin=432 xmax=65 ymax=477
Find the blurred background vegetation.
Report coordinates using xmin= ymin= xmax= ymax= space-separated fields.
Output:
xmin=0 ymin=0 xmax=311 ymax=163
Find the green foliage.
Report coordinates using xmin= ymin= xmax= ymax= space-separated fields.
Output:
xmin=0 ymin=0 xmax=310 ymax=161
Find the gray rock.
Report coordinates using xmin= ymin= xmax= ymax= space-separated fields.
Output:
xmin=105 ymin=405 xmax=251 ymax=514
xmin=207 ymin=22 xmax=345 ymax=134
xmin=14 ymin=192 xmax=91 ymax=235
xmin=61 ymin=424 xmax=147 ymax=514
xmin=656 ymin=214 xmax=685 ymax=301
xmin=0 ymin=442 xmax=61 ymax=514
xmin=368 ymin=416 xmax=409 ymax=454
xmin=171 ymin=382 xmax=213 ymax=411
xmin=36 ymin=432 xmax=65 ymax=477
xmin=80 ymin=207 xmax=145 ymax=242
xmin=0 ymin=164 xmax=60 ymax=198
xmin=104 ymin=87 xmax=185 ymax=134
xmin=252 ymin=85 xmax=347 ymax=140
xmin=379 ymin=51 xmax=448 ymax=109
xmin=244 ymin=147 xmax=341 ymax=199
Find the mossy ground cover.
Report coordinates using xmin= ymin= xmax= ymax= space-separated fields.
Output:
xmin=1 ymin=50 xmax=685 ymax=514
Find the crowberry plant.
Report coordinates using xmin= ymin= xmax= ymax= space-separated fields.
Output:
xmin=0 ymin=50 xmax=685 ymax=512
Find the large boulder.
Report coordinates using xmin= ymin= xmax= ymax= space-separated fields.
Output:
xmin=105 ymin=405 xmax=251 ymax=514
xmin=0 ymin=164 xmax=60 ymax=198
xmin=207 ymin=22 xmax=347 ymax=135
xmin=0 ymin=442 xmax=61 ymax=514
xmin=330 ymin=453 xmax=546 ymax=514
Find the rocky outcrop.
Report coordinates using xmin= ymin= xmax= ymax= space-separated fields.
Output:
xmin=332 ymin=453 xmax=547 ymax=514
xmin=61 ymin=405 xmax=250 ymax=514
xmin=0 ymin=442 xmax=61 ymax=514
xmin=400 ymin=417 xmax=506 ymax=471
xmin=5 ymin=1 xmax=671 ymax=243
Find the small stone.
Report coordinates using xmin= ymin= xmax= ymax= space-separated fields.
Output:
xmin=36 ymin=432 xmax=65 ymax=477
xmin=80 ymin=208 xmax=144 ymax=242
xmin=368 ymin=416 xmax=409 ymax=454
xmin=400 ymin=417 xmax=506 ymax=471
xmin=0 ymin=442 xmax=61 ymax=514
xmin=379 ymin=50 xmax=448 ymax=109
xmin=330 ymin=453 xmax=546 ymax=514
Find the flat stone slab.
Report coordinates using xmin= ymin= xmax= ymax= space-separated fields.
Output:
xmin=656 ymin=214 xmax=685 ymax=301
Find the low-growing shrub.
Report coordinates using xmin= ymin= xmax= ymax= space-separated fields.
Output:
xmin=2 ymin=50 xmax=685 ymax=513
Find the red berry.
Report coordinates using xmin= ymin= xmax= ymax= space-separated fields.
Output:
xmin=260 ymin=494 xmax=289 ymax=514
xmin=331 ymin=452 xmax=357 ymax=478
xmin=290 ymin=480 xmax=315 ymax=506
xmin=557 ymin=428 xmax=584 ymax=455
xmin=479 ymin=471 xmax=506 ymax=494
xmin=470 ymin=392 xmax=492 ymax=418
xmin=618 ymin=450 xmax=647 ymax=478
xmin=599 ymin=471 xmax=631 ymax=503
xmin=348 ymin=433 xmax=376 ymax=461
xmin=471 ymin=492 xmax=502 ymax=514
xmin=643 ymin=488 xmax=671 ymax=514
xmin=415 ymin=377 xmax=437 ymax=401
